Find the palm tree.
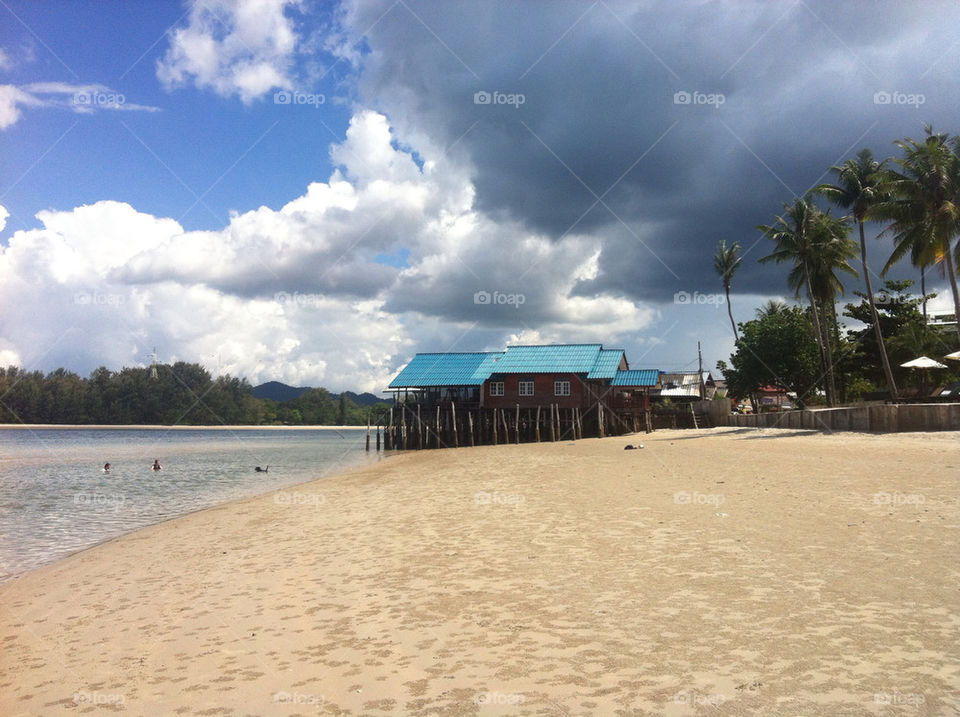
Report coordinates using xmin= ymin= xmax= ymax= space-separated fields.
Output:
xmin=755 ymin=300 xmax=789 ymax=318
xmin=758 ymin=198 xmax=856 ymax=406
xmin=713 ymin=240 xmax=743 ymax=340
xmin=814 ymin=148 xmax=899 ymax=399
xmin=805 ymin=210 xmax=859 ymax=404
xmin=870 ymin=126 xmax=960 ymax=343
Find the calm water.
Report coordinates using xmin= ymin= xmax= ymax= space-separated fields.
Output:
xmin=0 ymin=428 xmax=378 ymax=580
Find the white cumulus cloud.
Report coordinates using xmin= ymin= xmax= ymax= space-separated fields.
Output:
xmin=156 ymin=0 xmax=300 ymax=104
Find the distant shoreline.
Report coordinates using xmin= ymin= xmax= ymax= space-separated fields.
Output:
xmin=0 ymin=424 xmax=370 ymax=431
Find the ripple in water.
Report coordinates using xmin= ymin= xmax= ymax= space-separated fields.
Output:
xmin=0 ymin=428 xmax=378 ymax=579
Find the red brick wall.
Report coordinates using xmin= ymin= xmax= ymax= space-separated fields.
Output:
xmin=483 ymin=374 xmax=598 ymax=409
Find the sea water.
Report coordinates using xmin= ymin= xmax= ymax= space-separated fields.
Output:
xmin=0 ymin=428 xmax=378 ymax=580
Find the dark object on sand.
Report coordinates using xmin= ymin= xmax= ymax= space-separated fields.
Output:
xmin=623 ymin=444 xmax=644 ymax=450
xmin=255 ymin=466 xmax=269 ymax=473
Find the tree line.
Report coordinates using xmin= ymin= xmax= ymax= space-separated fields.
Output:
xmin=0 ymin=363 xmax=392 ymax=426
xmin=716 ymin=125 xmax=960 ymax=406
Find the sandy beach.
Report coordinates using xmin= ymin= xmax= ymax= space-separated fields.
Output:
xmin=1 ymin=427 xmax=958 ymax=715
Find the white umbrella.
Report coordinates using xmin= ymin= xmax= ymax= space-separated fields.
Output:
xmin=900 ymin=356 xmax=948 ymax=369
xmin=945 ymin=350 xmax=960 ymax=361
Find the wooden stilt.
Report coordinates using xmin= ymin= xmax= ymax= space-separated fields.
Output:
xmin=492 ymin=408 xmax=498 ymax=445
xmin=535 ymin=406 xmax=541 ymax=442
xmin=468 ymin=410 xmax=475 ymax=447
xmin=514 ymin=404 xmax=520 ymax=444
xmin=451 ymin=402 xmax=459 ymax=448
xmin=417 ymin=404 xmax=423 ymax=449
xmin=366 ymin=419 xmax=370 ymax=451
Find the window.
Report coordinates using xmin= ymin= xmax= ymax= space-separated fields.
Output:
xmin=519 ymin=380 xmax=534 ymax=396
xmin=489 ymin=381 xmax=504 ymax=396
xmin=554 ymin=379 xmax=570 ymax=396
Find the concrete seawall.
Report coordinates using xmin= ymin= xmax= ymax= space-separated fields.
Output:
xmin=716 ymin=402 xmax=960 ymax=433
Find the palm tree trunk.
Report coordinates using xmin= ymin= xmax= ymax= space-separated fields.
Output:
xmin=724 ymin=285 xmax=739 ymax=340
xmin=943 ymin=240 xmax=960 ymax=344
xmin=822 ymin=298 xmax=838 ymax=404
xmin=803 ymin=261 xmax=833 ymax=406
xmin=859 ymin=221 xmax=898 ymax=399
xmin=921 ymin=265 xmax=927 ymax=321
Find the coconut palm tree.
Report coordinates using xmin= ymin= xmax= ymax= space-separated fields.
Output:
xmin=755 ymin=299 xmax=789 ymax=318
xmin=814 ymin=148 xmax=899 ymax=399
xmin=759 ymin=199 xmax=857 ymax=406
xmin=713 ymin=240 xmax=743 ymax=340
xmin=758 ymin=198 xmax=834 ymax=405
xmin=870 ymin=126 xmax=960 ymax=343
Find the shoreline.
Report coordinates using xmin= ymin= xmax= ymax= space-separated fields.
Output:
xmin=0 ymin=423 xmax=371 ymax=430
xmin=0 ymin=448 xmax=393 ymax=585
xmin=3 ymin=427 xmax=958 ymax=714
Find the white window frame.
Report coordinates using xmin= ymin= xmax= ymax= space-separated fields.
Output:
xmin=518 ymin=380 xmax=535 ymax=396
xmin=554 ymin=379 xmax=571 ymax=397
xmin=489 ymin=381 xmax=504 ymax=397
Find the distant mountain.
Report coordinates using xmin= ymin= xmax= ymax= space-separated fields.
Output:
xmin=339 ymin=391 xmax=390 ymax=407
xmin=252 ymin=382 xmax=390 ymax=406
xmin=251 ymin=381 xmax=311 ymax=402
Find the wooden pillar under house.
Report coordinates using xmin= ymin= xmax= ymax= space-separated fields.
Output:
xmin=514 ymin=405 xmax=520 ymax=444
xmin=535 ymin=406 xmax=542 ymax=442
xmin=451 ymin=402 xmax=459 ymax=448
xmin=417 ymin=404 xmax=423 ymax=449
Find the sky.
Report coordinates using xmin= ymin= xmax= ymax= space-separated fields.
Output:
xmin=1 ymin=0 xmax=959 ymax=393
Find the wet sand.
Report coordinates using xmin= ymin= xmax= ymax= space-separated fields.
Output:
xmin=1 ymin=427 xmax=958 ymax=715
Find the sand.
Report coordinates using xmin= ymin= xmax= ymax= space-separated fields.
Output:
xmin=1 ymin=427 xmax=958 ymax=716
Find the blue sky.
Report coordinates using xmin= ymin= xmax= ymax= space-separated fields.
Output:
xmin=1 ymin=2 xmax=353 ymax=233
xmin=1 ymin=0 xmax=959 ymax=392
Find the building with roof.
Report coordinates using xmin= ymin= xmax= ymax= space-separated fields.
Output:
xmin=652 ymin=371 xmax=716 ymax=402
xmin=388 ymin=344 xmax=659 ymax=412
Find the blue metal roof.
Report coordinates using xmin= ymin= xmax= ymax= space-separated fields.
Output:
xmin=388 ymin=352 xmax=503 ymax=388
xmin=611 ymin=369 xmax=660 ymax=387
xmin=587 ymin=348 xmax=625 ymax=379
xmin=490 ymin=344 xmax=603 ymax=374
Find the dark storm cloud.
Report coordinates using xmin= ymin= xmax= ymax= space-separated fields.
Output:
xmin=343 ymin=0 xmax=960 ymax=302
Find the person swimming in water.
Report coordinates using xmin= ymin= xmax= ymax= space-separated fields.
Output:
xmin=152 ymin=460 xmax=162 ymax=471
xmin=103 ymin=462 xmax=111 ymax=473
